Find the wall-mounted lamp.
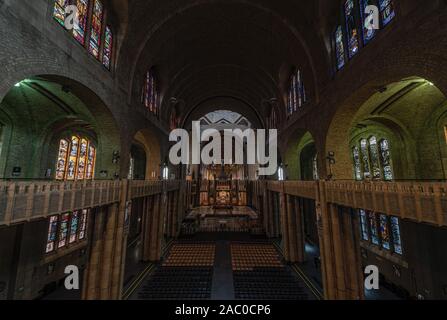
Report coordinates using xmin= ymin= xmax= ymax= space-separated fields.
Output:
xmin=326 ymin=152 xmax=336 ymax=180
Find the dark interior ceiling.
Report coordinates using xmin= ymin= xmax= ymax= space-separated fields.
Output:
xmin=114 ymin=0 xmax=336 ymax=127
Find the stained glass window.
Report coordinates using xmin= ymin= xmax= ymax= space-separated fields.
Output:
xmin=335 ymin=26 xmax=346 ymax=70
xmin=352 ymin=146 xmax=362 ymax=180
xmin=379 ymin=214 xmax=391 ymax=250
xmin=344 ymin=0 xmax=360 ymax=58
xmin=53 ymin=0 xmax=70 ymax=27
xmin=89 ymin=0 xmax=104 ymax=59
xmin=379 ymin=139 xmax=393 ymax=181
xmin=360 ymin=0 xmax=377 ymax=44
xmin=143 ymin=70 xmax=159 ymax=116
xmin=103 ymin=26 xmax=113 ymax=69
xmin=368 ymin=211 xmax=379 ymax=245
xmin=359 ymin=209 xmax=369 ymax=241
xmin=56 ymin=139 xmax=69 ymax=180
xmin=69 ymin=211 xmax=80 ymax=243
xmin=287 ymin=70 xmax=306 ymax=116
xmin=58 ymin=213 xmax=70 ymax=248
xmin=78 ymin=209 xmax=88 ymax=240
xmin=56 ymin=136 xmax=96 ymax=181
xmin=360 ymin=139 xmax=371 ymax=179
xmin=379 ymin=0 xmax=395 ymax=26
xmin=369 ymin=136 xmax=382 ymax=180
xmin=390 ymin=216 xmax=403 ymax=254
xmin=45 ymin=211 xmax=89 ymax=253
xmin=73 ymin=0 xmax=89 ymax=45
xmin=46 ymin=215 xmax=59 ymax=253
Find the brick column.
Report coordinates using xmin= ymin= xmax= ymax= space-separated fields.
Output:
xmin=82 ymin=207 xmax=106 ymax=299
xmin=342 ymin=208 xmax=364 ymax=300
xmin=329 ymin=203 xmax=347 ymax=300
xmin=294 ymin=197 xmax=306 ymax=263
xmin=279 ymin=191 xmax=290 ymax=261
xmin=286 ymin=195 xmax=297 ymax=262
xmin=142 ymin=196 xmax=153 ymax=261
xmin=149 ymin=194 xmax=161 ymax=261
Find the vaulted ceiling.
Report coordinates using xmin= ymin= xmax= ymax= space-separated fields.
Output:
xmin=113 ymin=0 xmax=338 ymax=128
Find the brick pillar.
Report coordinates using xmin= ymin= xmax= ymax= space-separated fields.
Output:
xmin=342 ymin=208 xmax=364 ymax=300
xmin=286 ymin=195 xmax=297 ymax=262
xmin=329 ymin=203 xmax=347 ymax=300
xmin=149 ymin=194 xmax=161 ymax=261
xmin=99 ymin=203 xmax=118 ymax=299
xmin=317 ymin=181 xmax=336 ymax=300
xmin=156 ymin=191 xmax=167 ymax=259
xmin=263 ymin=189 xmax=271 ymax=237
xmin=142 ymin=196 xmax=153 ymax=261
xmin=293 ymin=197 xmax=306 ymax=263
xmin=279 ymin=191 xmax=290 ymax=261
xmin=82 ymin=207 xmax=106 ymax=299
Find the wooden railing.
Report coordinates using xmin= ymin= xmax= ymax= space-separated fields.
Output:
xmin=265 ymin=180 xmax=447 ymax=227
xmin=128 ymin=180 xmax=163 ymax=199
xmin=324 ymin=180 xmax=447 ymax=227
xmin=0 ymin=180 xmax=121 ymax=226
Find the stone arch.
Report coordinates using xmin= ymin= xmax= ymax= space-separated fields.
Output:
xmin=0 ymin=75 xmax=121 ymax=179
xmin=133 ymin=128 xmax=162 ymax=180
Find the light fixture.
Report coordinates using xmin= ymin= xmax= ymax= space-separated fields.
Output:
xmin=14 ymin=82 xmax=21 ymax=87
xmin=278 ymin=164 xmax=285 ymax=181
xmin=162 ymin=163 xmax=169 ymax=180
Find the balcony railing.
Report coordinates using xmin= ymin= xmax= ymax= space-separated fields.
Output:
xmin=0 ymin=180 xmax=121 ymax=225
xmin=265 ymin=180 xmax=447 ymax=227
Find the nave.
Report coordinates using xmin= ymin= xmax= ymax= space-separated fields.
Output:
xmin=126 ymin=231 xmax=317 ymax=301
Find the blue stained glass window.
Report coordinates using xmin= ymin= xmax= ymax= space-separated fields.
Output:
xmin=379 ymin=214 xmax=391 ymax=250
xmin=58 ymin=213 xmax=70 ymax=248
xmin=360 ymin=0 xmax=377 ymax=44
xmin=359 ymin=209 xmax=369 ymax=241
xmin=335 ymin=26 xmax=346 ymax=70
xmin=360 ymin=139 xmax=371 ymax=179
xmin=345 ymin=0 xmax=360 ymax=58
xmin=69 ymin=211 xmax=80 ymax=244
xmin=379 ymin=0 xmax=395 ymax=26
xmin=46 ymin=215 xmax=59 ymax=253
xmin=390 ymin=216 xmax=403 ymax=254
xmin=368 ymin=211 xmax=380 ymax=245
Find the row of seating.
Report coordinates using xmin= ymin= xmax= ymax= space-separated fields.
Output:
xmin=138 ymin=242 xmax=215 ymax=300
xmin=163 ymin=244 xmax=215 ymax=267
xmin=231 ymin=243 xmax=283 ymax=270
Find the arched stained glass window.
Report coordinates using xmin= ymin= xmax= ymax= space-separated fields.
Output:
xmin=369 ymin=136 xmax=381 ymax=179
xmin=353 ymin=136 xmax=393 ymax=181
xmin=52 ymin=0 xmax=114 ymax=69
xmin=360 ymin=0 xmax=377 ymax=44
xmin=379 ymin=0 xmax=395 ymax=26
xmin=73 ymin=0 xmax=90 ymax=45
xmin=53 ymin=0 xmax=70 ymax=26
xmin=89 ymin=0 xmax=104 ymax=59
xmin=360 ymin=138 xmax=371 ymax=179
xmin=379 ymin=214 xmax=391 ymax=250
xmin=390 ymin=216 xmax=403 ymax=254
xmin=103 ymin=26 xmax=113 ymax=69
xmin=359 ymin=209 xmax=369 ymax=241
xmin=58 ymin=213 xmax=70 ymax=249
xmin=45 ymin=210 xmax=90 ymax=254
xmin=352 ymin=146 xmax=362 ymax=180
xmin=380 ymin=139 xmax=393 ymax=181
xmin=359 ymin=211 xmax=403 ymax=254
xmin=69 ymin=211 xmax=80 ymax=244
xmin=46 ymin=215 xmax=59 ymax=253
xmin=368 ymin=211 xmax=380 ymax=245
xmin=143 ymin=70 xmax=159 ymax=116
xmin=56 ymin=135 xmax=96 ymax=181
xmin=287 ymin=69 xmax=306 ymax=116
xmin=344 ymin=0 xmax=360 ymax=58
xmin=335 ymin=26 xmax=346 ymax=70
